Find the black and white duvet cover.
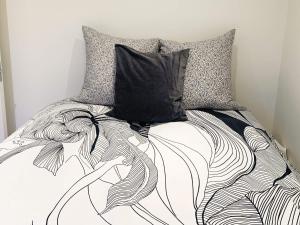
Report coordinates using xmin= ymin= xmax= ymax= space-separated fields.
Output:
xmin=0 ymin=99 xmax=299 ymax=225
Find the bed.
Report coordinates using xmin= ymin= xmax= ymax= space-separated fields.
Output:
xmin=0 ymin=99 xmax=299 ymax=225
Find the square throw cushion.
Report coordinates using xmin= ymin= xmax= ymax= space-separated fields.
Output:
xmin=160 ymin=29 xmax=242 ymax=110
xmin=76 ymin=26 xmax=159 ymax=105
xmin=107 ymin=44 xmax=189 ymax=123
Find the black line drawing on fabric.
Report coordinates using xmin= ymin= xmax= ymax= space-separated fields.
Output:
xmin=1 ymin=101 xmax=299 ymax=225
xmin=0 ymin=104 xmax=157 ymax=225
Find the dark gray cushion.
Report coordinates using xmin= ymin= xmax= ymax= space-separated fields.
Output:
xmin=76 ymin=26 xmax=159 ymax=105
xmin=107 ymin=44 xmax=189 ymax=123
xmin=160 ymin=30 xmax=242 ymax=110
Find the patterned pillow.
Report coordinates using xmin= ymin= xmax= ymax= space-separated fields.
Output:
xmin=76 ymin=26 xmax=159 ymax=105
xmin=160 ymin=30 xmax=242 ymax=110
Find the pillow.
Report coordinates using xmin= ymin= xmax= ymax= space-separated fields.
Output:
xmin=106 ymin=44 xmax=189 ymax=123
xmin=160 ymin=29 xmax=242 ymax=110
xmin=76 ymin=26 xmax=159 ymax=105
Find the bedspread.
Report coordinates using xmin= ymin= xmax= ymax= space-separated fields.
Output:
xmin=0 ymin=99 xmax=299 ymax=225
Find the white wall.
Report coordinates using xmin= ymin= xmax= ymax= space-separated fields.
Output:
xmin=273 ymin=0 xmax=300 ymax=168
xmin=3 ymin=0 xmax=288 ymax=132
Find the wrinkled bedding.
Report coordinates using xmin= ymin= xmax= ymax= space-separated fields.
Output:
xmin=0 ymin=99 xmax=299 ymax=225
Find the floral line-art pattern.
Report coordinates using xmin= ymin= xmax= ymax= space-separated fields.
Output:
xmin=0 ymin=99 xmax=299 ymax=225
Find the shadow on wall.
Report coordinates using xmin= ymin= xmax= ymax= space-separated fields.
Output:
xmin=65 ymin=38 xmax=86 ymax=98
xmin=0 ymin=0 xmax=16 ymax=134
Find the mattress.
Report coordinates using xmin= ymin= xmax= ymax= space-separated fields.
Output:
xmin=0 ymin=99 xmax=299 ymax=225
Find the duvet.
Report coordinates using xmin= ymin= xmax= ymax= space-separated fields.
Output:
xmin=0 ymin=99 xmax=299 ymax=225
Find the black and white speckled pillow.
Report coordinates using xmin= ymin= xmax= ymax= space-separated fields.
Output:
xmin=160 ymin=30 xmax=242 ymax=110
xmin=76 ymin=26 xmax=159 ymax=105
